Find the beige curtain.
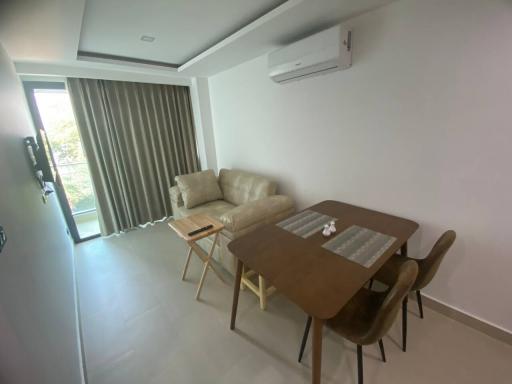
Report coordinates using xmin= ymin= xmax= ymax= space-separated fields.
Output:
xmin=67 ymin=78 xmax=200 ymax=235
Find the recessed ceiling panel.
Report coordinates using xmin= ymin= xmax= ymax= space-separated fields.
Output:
xmin=78 ymin=0 xmax=287 ymax=66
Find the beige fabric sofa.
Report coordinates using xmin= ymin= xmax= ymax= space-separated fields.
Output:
xmin=170 ymin=169 xmax=295 ymax=275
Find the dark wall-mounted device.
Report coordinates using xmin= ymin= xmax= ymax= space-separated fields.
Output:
xmin=23 ymin=134 xmax=56 ymax=202
xmin=23 ymin=134 xmax=55 ymax=184
xmin=0 ymin=226 xmax=6 ymax=253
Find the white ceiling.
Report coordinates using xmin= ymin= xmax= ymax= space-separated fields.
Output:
xmin=79 ymin=0 xmax=287 ymax=66
xmin=0 ymin=0 xmax=397 ymax=78
xmin=0 ymin=0 xmax=85 ymax=61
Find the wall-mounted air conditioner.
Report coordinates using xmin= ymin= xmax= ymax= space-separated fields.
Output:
xmin=268 ymin=25 xmax=352 ymax=84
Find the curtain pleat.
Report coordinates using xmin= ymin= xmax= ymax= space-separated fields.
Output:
xmin=67 ymin=78 xmax=200 ymax=235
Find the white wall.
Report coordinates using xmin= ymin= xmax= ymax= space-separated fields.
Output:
xmin=209 ymin=0 xmax=512 ymax=332
xmin=0 ymin=43 xmax=83 ymax=384
xmin=190 ymin=77 xmax=218 ymax=171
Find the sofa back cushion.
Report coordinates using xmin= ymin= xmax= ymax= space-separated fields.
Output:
xmin=175 ymin=169 xmax=223 ymax=209
xmin=218 ymin=169 xmax=277 ymax=206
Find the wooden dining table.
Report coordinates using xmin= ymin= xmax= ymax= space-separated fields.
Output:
xmin=228 ymin=200 xmax=418 ymax=384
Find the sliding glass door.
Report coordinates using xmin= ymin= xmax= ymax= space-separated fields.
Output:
xmin=24 ymin=82 xmax=100 ymax=242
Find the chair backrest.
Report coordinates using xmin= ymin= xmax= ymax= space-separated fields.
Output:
xmin=218 ymin=169 xmax=277 ymax=206
xmin=415 ymin=230 xmax=456 ymax=290
xmin=364 ymin=260 xmax=418 ymax=344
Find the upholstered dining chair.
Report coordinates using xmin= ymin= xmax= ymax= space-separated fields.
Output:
xmin=298 ymin=261 xmax=418 ymax=384
xmin=371 ymin=230 xmax=456 ymax=352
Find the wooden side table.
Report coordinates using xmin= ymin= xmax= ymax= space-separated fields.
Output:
xmin=168 ymin=214 xmax=226 ymax=300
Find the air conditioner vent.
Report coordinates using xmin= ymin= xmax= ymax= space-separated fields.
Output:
xmin=268 ymin=25 xmax=352 ymax=84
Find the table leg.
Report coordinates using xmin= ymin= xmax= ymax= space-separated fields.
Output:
xmin=401 ymin=241 xmax=408 ymax=257
xmin=195 ymin=233 xmax=219 ymax=300
xmin=312 ymin=317 xmax=323 ymax=384
xmin=230 ymin=258 xmax=243 ymax=330
xmin=181 ymin=246 xmax=193 ymax=281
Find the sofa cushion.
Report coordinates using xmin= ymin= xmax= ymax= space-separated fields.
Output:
xmin=175 ymin=169 xmax=223 ymax=209
xmin=218 ymin=169 xmax=277 ymax=206
xmin=219 ymin=195 xmax=294 ymax=233
xmin=174 ymin=200 xmax=236 ymax=221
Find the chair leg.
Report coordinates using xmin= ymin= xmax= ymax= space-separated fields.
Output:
xmin=378 ymin=339 xmax=386 ymax=362
xmin=298 ymin=316 xmax=312 ymax=362
xmin=368 ymin=279 xmax=374 ymax=290
xmin=240 ymin=266 xmax=246 ymax=290
xmin=259 ymin=275 xmax=267 ymax=310
xmin=357 ymin=344 xmax=363 ymax=384
xmin=416 ymin=290 xmax=424 ymax=319
xmin=402 ymin=296 xmax=408 ymax=352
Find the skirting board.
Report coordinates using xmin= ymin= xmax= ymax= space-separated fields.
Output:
xmin=411 ymin=293 xmax=512 ymax=346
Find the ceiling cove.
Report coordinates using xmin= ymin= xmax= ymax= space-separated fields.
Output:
xmin=77 ymin=0 xmax=289 ymax=69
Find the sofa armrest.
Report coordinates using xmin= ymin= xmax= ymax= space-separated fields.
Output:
xmin=219 ymin=195 xmax=295 ymax=233
xmin=170 ymin=185 xmax=184 ymax=207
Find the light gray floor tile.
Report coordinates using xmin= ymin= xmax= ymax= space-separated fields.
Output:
xmin=75 ymin=222 xmax=512 ymax=384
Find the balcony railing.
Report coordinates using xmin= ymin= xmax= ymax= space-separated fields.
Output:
xmin=57 ymin=162 xmax=97 ymax=214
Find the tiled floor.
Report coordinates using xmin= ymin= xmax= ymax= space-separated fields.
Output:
xmin=75 ymin=222 xmax=512 ymax=384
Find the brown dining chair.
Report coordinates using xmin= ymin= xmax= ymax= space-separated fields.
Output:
xmin=371 ymin=230 xmax=456 ymax=352
xmin=298 ymin=260 xmax=418 ymax=384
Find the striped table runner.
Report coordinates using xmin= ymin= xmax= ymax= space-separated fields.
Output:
xmin=322 ymin=225 xmax=397 ymax=268
xmin=277 ymin=210 xmax=336 ymax=239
